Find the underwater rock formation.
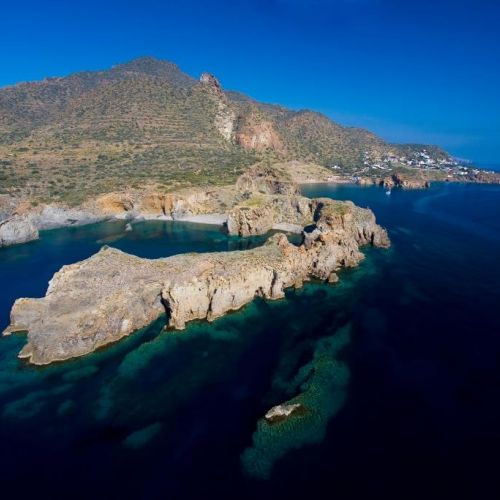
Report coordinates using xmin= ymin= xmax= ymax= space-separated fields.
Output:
xmin=241 ymin=324 xmax=352 ymax=480
xmin=3 ymin=198 xmax=389 ymax=365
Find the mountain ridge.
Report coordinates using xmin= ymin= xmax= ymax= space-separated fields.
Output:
xmin=0 ymin=56 xmax=467 ymax=204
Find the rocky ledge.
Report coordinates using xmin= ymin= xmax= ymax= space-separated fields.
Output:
xmin=0 ymin=216 xmax=39 ymax=247
xmin=357 ymin=173 xmax=430 ymax=189
xmin=3 ymin=197 xmax=389 ymax=365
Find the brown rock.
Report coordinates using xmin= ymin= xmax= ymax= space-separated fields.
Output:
xmin=4 ymin=197 xmax=389 ymax=365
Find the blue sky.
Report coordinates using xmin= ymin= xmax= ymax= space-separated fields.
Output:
xmin=1 ymin=0 xmax=499 ymax=163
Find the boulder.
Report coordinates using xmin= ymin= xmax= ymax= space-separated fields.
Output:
xmin=0 ymin=216 xmax=39 ymax=247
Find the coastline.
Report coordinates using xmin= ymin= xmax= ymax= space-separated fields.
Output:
xmin=4 ymin=195 xmax=390 ymax=365
xmin=2 ymin=166 xmax=500 ymax=249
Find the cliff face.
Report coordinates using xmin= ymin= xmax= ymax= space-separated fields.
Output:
xmin=0 ymin=161 xmax=335 ymax=247
xmin=4 ymin=197 xmax=389 ymax=365
xmin=382 ymin=173 xmax=430 ymax=189
xmin=234 ymin=113 xmax=284 ymax=153
xmin=199 ymin=72 xmax=237 ymax=141
xmin=0 ymin=216 xmax=39 ymax=247
xmin=227 ymin=195 xmax=315 ymax=236
xmin=235 ymin=163 xmax=299 ymax=196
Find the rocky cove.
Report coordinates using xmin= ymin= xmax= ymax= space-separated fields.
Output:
xmin=0 ymin=162 xmax=339 ymax=247
xmin=3 ymin=192 xmax=389 ymax=365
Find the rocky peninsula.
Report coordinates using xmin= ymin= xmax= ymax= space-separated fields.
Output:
xmin=3 ymin=191 xmax=389 ymax=365
xmin=356 ymin=172 xmax=431 ymax=189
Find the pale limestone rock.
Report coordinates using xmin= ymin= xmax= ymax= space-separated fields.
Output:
xmin=0 ymin=216 xmax=39 ymax=247
xmin=265 ymin=403 xmax=304 ymax=423
xmin=4 ymin=197 xmax=389 ymax=365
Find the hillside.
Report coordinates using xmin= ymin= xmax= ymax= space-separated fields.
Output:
xmin=0 ymin=56 xmax=456 ymax=204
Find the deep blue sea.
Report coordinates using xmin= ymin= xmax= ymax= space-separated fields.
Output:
xmin=0 ymin=183 xmax=499 ymax=499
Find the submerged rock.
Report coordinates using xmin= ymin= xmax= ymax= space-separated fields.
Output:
xmin=3 ymin=198 xmax=389 ymax=365
xmin=122 ymin=422 xmax=163 ymax=449
xmin=241 ymin=325 xmax=352 ymax=480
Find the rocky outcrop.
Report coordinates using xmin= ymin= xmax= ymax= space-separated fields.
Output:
xmin=228 ymin=164 xmax=317 ymax=236
xmin=355 ymin=177 xmax=378 ymax=186
xmin=227 ymin=195 xmax=315 ymax=237
xmin=30 ymin=205 xmax=105 ymax=230
xmin=0 ymin=216 xmax=39 ymax=247
xmin=4 ymin=198 xmax=389 ymax=365
xmin=381 ymin=173 xmax=430 ymax=189
xmin=265 ymin=403 xmax=305 ymax=423
xmin=227 ymin=200 xmax=275 ymax=237
xmin=0 ymin=185 xmax=244 ymax=247
xmin=236 ymin=164 xmax=299 ymax=196
xmin=235 ymin=110 xmax=284 ymax=153
xmin=200 ymin=72 xmax=237 ymax=141
xmin=356 ymin=174 xmax=430 ymax=189
xmin=199 ymin=72 xmax=223 ymax=92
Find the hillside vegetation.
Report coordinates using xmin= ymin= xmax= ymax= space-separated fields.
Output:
xmin=0 ymin=57 xmax=450 ymax=204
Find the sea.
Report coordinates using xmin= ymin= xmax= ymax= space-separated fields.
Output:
xmin=0 ymin=182 xmax=499 ymax=499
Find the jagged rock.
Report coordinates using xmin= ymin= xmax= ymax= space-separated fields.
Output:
xmin=228 ymin=195 xmax=367 ymax=239
xmin=357 ymin=174 xmax=430 ymax=189
xmin=0 ymin=216 xmax=39 ymax=247
xmin=4 ymin=198 xmax=389 ymax=365
xmin=235 ymin=110 xmax=284 ymax=153
xmin=227 ymin=201 xmax=275 ymax=237
xmin=199 ymin=72 xmax=237 ymax=141
xmin=236 ymin=164 xmax=299 ymax=196
xmin=328 ymin=272 xmax=339 ymax=283
xmin=199 ymin=72 xmax=223 ymax=92
xmin=381 ymin=173 xmax=430 ymax=189
xmin=265 ymin=403 xmax=305 ymax=423
xmin=30 ymin=205 xmax=104 ymax=230
xmin=95 ymin=193 xmax=135 ymax=214
xmin=227 ymin=198 xmax=310 ymax=237
xmin=356 ymin=177 xmax=377 ymax=186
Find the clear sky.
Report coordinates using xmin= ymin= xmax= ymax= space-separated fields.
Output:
xmin=1 ymin=0 xmax=499 ymax=164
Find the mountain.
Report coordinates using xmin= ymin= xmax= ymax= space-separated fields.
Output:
xmin=0 ymin=56 xmax=451 ymax=204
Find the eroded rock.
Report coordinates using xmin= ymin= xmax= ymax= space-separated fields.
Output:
xmin=265 ymin=403 xmax=305 ymax=423
xmin=3 ymin=198 xmax=389 ymax=365
xmin=0 ymin=216 xmax=39 ymax=247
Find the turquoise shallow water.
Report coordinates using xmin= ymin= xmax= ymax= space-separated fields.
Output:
xmin=0 ymin=183 xmax=499 ymax=499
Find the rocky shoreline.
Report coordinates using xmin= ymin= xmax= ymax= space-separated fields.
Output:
xmin=3 ymin=192 xmax=389 ymax=365
xmin=356 ymin=172 xmax=430 ymax=189
xmin=0 ymin=161 xmax=338 ymax=247
xmin=1 ymin=160 xmax=499 ymax=247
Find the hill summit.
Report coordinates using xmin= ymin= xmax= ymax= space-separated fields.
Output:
xmin=0 ymin=56 xmax=451 ymax=204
